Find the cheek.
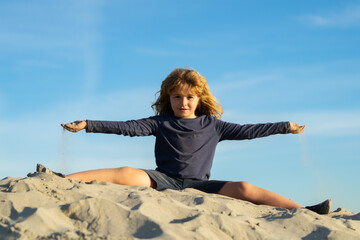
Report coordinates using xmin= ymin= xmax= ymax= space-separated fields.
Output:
xmin=170 ymin=99 xmax=178 ymax=109
xmin=170 ymin=98 xmax=177 ymax=106
xmin=192 ymin=100 xmax=200 ymax=109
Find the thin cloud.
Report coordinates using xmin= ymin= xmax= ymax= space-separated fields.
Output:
xmin=210 ymin=60 xmax=360 ymax=97
xmin=0 ymin=93 xmax=7 ymax=114
xmin=135 ymin=47 xmax=196 ymax=57
xmin=0 ymin=1 xmax=103 ymax=50
xmin=169 ymin=37 xmax=217 ymax=48
xmin=0 ymin=1 xmax=104 ymax=93
xmin=301 ymin=4 xmax=360 ymax=27
xmin=17 ymin=59 xmax=62 ymax=69
xmin=211 ymin=71 xmax=280 ymax=93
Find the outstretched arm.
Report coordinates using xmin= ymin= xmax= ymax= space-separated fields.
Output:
xmin=289 ymin=122 xmax=305 ymax=134
xmin=61 ymin=120 xmax=87 ymax=133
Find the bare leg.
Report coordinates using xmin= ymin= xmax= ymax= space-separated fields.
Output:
xmin=65 ymin=167 xmax=156 ymax=188
xmin=217 ymin=181 xmax=302 ymax=209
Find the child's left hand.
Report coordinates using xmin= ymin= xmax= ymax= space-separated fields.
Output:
xmin=61 ymin=120 xmax=87 ymax=133
xmin=289 ymin=122 xmax=305 ymax=134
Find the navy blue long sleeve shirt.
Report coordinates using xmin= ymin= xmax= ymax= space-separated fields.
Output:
xmin=86 ymin=114 xmax=291 ymax=180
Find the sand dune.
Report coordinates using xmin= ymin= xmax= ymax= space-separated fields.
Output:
xmin=0 ymin=172 xmax=359 ymax=239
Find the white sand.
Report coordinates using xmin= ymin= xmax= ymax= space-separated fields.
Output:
xmin=0 ymin=173 xmax=359 ymax=240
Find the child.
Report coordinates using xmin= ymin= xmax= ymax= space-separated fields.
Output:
xmin=61 ymin=68 xmax=331 ymax=214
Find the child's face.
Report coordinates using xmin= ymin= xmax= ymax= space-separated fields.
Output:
xmin=170 ymin=85 xmax=199 ymax=119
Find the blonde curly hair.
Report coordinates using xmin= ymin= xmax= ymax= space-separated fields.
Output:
xmin=152 ymin=68 xmax=223 ymax=119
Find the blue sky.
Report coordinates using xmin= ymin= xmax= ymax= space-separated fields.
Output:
xmin=1 ymin=1 xmax=359 ymax=212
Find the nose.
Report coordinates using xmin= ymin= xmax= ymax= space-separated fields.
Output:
xmin=181 ymin=97 xmax=187 ymax=106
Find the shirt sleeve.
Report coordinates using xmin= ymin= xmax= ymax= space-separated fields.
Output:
xmin=85 ymin=116 xmax=158 ymax=137
xmin=217 ymin=120 xmax=291 ymax=141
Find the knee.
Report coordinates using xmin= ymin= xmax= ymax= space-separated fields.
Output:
xmin=114 ymin=166 xmax=137 ymax=183
xmin=117 ymin=166 xmax=135 ymax=176
xmin=234 ymin=181 xmax=254 ymax=198
xmin=115 ymin=167 xmax=152 ymax=187
xmin=218 ymin=181 xmax=255 ymax=200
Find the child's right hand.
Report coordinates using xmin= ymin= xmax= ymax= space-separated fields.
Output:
xmin=61 ymin=120 xmax=87 ymax=133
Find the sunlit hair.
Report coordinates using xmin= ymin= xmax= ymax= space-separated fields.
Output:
xmin=152 ymin=68 xmax=223 ymax=119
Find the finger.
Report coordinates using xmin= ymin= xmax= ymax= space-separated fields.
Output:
xmin=297 ymin=125 xmax=305 ymax=133
xmin=64 ymin=126 xmax=73 ymax=132
xmin=65 ymin=122 xmax=76 ymax=127
xmin=65 ymin=122 xmax=78 ymax=131
xmin=62 ymin=123 xmax=76 ymax=132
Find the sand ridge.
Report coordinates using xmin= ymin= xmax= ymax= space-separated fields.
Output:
xmin=0 ymin=173 xmax=359 ymax=239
